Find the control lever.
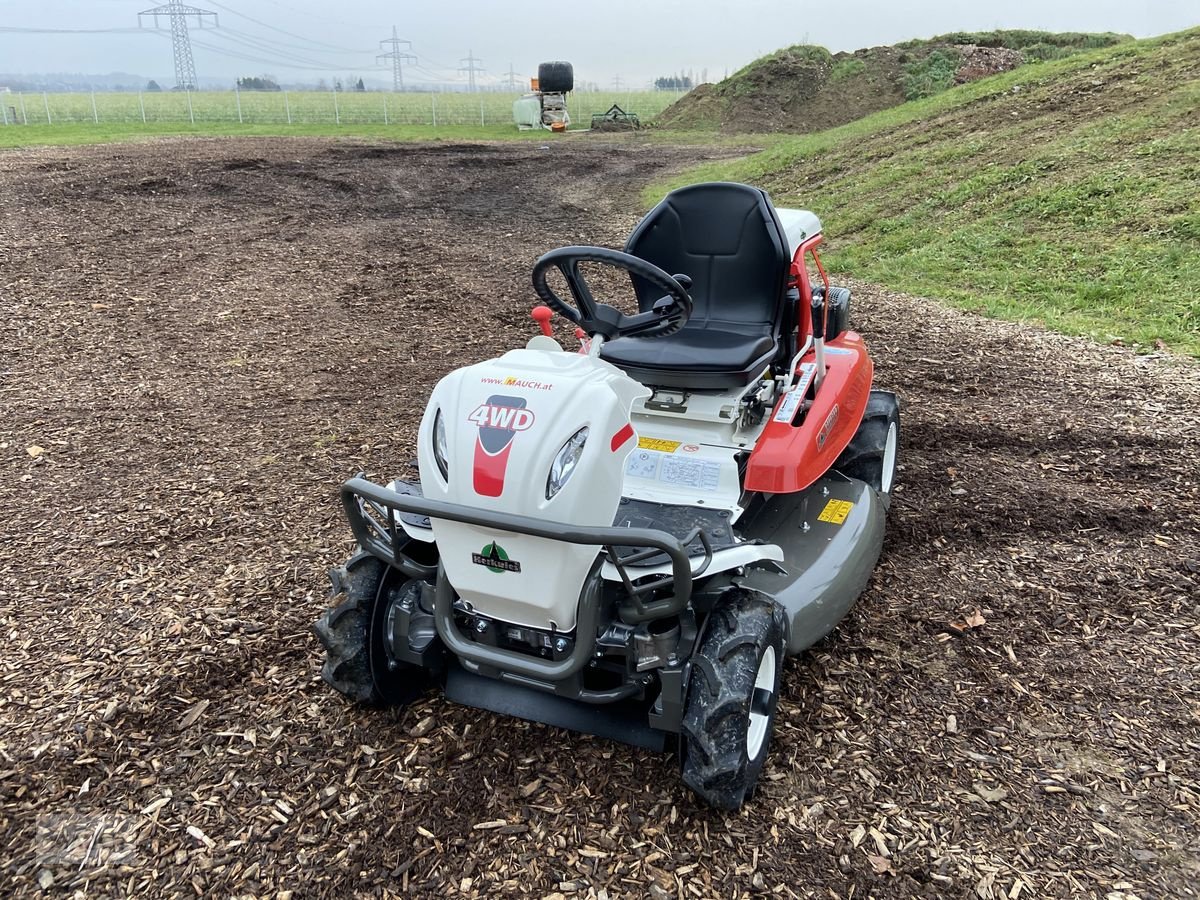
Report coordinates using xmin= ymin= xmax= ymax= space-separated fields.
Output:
xmin=531 ymin=305 xmax=554 ymax=337
xmin=810 ymin=286 xmax=827 ymax=392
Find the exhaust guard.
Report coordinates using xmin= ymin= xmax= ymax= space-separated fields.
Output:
xmin=341 ymin=477 xmax=703 ymax=683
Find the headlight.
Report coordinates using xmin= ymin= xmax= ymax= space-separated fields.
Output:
xmin=432 ymin=409 xmax=449 ymax=480
xmin=546 ymin=426 xmax=588 ymax=499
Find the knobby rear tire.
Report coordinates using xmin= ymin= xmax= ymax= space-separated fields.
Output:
xmin=833 ymin=390 xmax=900 ymax=506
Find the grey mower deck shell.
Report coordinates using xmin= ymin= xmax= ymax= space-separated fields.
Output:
xmin=730 ymin=475 xmax=886 ymax=654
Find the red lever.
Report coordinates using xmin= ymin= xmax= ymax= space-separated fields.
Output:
xmin=531 ymin=305 xmax=554 ymax=337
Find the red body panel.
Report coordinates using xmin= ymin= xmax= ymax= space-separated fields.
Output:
xmin=744 ymin=331 xmax=874 ymax=494
xmin=473 ymin=441 xmax=512 ymax=497
xmin=610 ymin=422 xmax=635 ymax=452
xmin=790 ymin=235 xmax=830 ymax=344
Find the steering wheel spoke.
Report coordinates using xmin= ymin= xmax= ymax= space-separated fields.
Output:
xmin=559 ymin=260 xmax=599 ymax=320
xmin=531 ymin=246 xmax=693 ymax=341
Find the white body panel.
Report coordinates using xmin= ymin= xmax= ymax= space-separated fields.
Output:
xmin=621 ymin=378 xmax=774 ymax=521
xmin=600 ymin=543 xmax=783 ymax=581
xmin=775 ymin=207 xmax=823 ymax=256
xmin=621 ymin=442 xmax=742 ymax=518
xmin=418 ymin=345 xmax=649 ymax=632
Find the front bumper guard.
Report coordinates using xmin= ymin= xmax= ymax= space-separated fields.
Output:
xmin=341 ymin=477 xmax=711 ymax=682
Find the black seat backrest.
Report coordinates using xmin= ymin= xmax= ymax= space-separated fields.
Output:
xmin=624 ymin=182 xmax=791 ymax=335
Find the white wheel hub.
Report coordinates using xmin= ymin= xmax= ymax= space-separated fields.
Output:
xmin=881 ymin=420 xmax=898 ymax=495
xmin=746 ymin=645 xmax=777 ymax=761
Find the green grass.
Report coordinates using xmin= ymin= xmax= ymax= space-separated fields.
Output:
xmin=0 ymin=88 xmax=684 ymax=148
xmin=649 ymin=28 xmax=1200 ymax=355
xmin=830 ymin=59 xmax=867 ymax=82
xmin=0 ymin=122 xmax=555 ymax=148
xmin=899 ymin=29 xmax=1130 ymax=52
xmin=902 ymin=49 xmax=960 ymax=100
xmin=0 ymin=89 xmax=680 ymax=129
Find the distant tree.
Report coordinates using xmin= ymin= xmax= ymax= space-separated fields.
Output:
xmin=237 ymin=75 xmax=281 ymax=91
xmin=333 ymin=78 xmax=343 ymax=92
xmin=653 ymin=75 xmax=694 ymax=91
xmin=355 ymin=78 xmax=365 ymax=92
xmin=316 ymin=78 xmax=329 ymax=91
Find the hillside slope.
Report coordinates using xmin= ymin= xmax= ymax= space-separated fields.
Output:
xmin=657 ymin=31 xmax=1127 ymax=134
xmin=654 ymin=29 xmax=1200 ymax=353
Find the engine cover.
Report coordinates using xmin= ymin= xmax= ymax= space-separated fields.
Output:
xmin=417 ymin=345 xmax=649 ymax=631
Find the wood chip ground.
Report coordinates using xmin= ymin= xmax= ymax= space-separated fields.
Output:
xmin=1 ymin=138 xmax=1197 ymax=898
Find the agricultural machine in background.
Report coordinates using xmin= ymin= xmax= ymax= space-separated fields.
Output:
xmin=592 ymin=104 xmax=641 ymax=131
xmin=513 ymin=61 xmax=573 ymax=132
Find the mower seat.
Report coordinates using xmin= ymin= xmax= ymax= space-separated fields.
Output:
xmin=601 ymin=182 xmax=792 ymax=390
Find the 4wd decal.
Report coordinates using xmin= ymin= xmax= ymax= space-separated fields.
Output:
xmin=472 ymin=542 xmax=521 ymax=573
xmin=472 ymin=394 xmax=530 ymax=497
xmin=468 ymin=404 xmax=536 ymax=431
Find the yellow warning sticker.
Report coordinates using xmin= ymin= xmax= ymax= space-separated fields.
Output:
xmin=637 ymin=437 xmax=681 ymax=453
xmin=817 ymin=499 xmax=853 ymax=525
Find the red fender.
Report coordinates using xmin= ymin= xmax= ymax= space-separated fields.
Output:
xmin=745 ymin=332 xmax=874 ymax=494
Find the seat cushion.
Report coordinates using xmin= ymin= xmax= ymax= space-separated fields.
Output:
xmin=601 ymin=327 xmax=776 ymax=389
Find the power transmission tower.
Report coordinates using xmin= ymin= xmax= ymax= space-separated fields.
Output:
xmin=611 ymin=75 xmax=624 ymax=91
xmin=378 ymin=25 xmax=416 ymax=91
xmin=138 ymin=1 xmax=217 ymax=91
xmin=504 ymin=62 xmax=522 ymax=91
xmin=459 ymin=50 xmax=484 ymax=92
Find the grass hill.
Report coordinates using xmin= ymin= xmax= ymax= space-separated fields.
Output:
xmin=657 ymin=31 xmax=1129 ymax=134
xmin=653 ymin=28 xmax=1200 ymax=354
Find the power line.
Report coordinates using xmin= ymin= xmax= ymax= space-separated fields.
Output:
xmin=209 ymin=26 xmax=367 ymax=69
xmin=0 ymin=26 xmax=148 ymax=34
xmin=458 ymin=49 xmax=483 ymax=93
xmin=186 ymin=34 xmax=357 ymax=72
xmin=203 ymin=0 xmax=366 ymax=54
xmin=138 ymin=1 xmax=218 ymax=91
xmin=216 ymin=24 xmax=373 ymax=56
xmin=377 ymin=25 xmax=416 ymax=91
xmin=250 ymin=0 xmax=377 ymax=31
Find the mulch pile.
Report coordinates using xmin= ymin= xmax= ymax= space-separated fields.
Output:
xmin=1 ymin=138 xmax=1197 ymax=898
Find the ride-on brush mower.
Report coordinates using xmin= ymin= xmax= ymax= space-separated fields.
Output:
xmin=314 ymin=182 xmax=899 ymax=808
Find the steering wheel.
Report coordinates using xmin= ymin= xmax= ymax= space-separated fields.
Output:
xmin=531 ymin=246 xmax=693 ymax=340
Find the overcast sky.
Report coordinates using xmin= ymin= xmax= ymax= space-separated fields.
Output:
xmin=0 ymin=0 xmax=1195 ymax=88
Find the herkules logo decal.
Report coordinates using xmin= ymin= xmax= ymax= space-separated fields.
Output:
xmin=817 ymin=404 xmax=840 ymax=451
xmin=471 ymin=394 xmax=530 ymax=497
xmin=472 ymin=542 xmax=521 ymax=573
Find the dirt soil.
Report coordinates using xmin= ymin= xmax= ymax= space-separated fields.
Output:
xmin=1 ymin=138 xmax=1198 ymax=899
xmin=656 ymin=53 xmax=899 ymax=136
xmin=655 ymin=43 xmax=996 ymax=135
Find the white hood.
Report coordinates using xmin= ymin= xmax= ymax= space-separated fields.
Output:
xmin=417 ymin=345 xmax=649 ymax=631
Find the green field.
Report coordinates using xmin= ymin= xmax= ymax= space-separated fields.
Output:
xmin=654 ymin=28 xmax=1200 ymax=355
xmin=0 ymin=89 xmax=680 ymax=128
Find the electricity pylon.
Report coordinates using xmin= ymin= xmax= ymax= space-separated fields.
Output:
xmin=378 ymin=25 xmax=416 ymax=91
xmin=138 ymin=0 xmax=217 ymax=91
xmin=459 ymin=50 xmax=484 ymax=92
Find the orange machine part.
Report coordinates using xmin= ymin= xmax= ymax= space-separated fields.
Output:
xmin=744 ymin=332 xmax=874 ymax=494
xmin=530 ymin=77 xmax=540 ymax=91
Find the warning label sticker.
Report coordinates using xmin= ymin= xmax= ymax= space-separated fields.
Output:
xmin=637 ymin=437 xmax=681 ymax=453
xmin=773 ymin=390 xmax=803 ymax=424
xmin=817 ymin=499 xmax=853 ymax=525
xmin=659 ymin=457 xmax=722 ymax=492
xmin=625 ymin=451 xmax=660 ymax=480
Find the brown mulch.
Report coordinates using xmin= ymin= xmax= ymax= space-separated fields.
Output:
xmin=1 ymin=138 xmax=1198 ymax=899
